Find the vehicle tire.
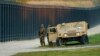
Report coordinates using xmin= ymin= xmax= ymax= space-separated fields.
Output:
xmin=56 ymin=38 xmax=62 ymax=46
xmin=85 ymin=35 xmax=89 ymax=44
xmin=49 ymin=42 xmax=53 ymax=46
xmin=80 ymin=35 xmax=89 ymax=44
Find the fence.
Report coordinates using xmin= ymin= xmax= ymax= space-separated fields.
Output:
xmin=0 ymin=3 xmax=100 ymax=42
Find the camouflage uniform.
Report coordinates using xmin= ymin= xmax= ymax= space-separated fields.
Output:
xmin=39 ymin=24 xmax=46 ymax=46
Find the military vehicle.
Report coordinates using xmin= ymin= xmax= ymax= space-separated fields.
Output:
xmin=47 ymin=21 xmax=89 ymax=46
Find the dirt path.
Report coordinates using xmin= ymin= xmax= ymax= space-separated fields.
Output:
xmin=0 ymin=25 xmax=100 ymax=56
xmin=20 ymin=45 xmax=100 ymax=52
xmin=88 ymin=25 xmax=100 ymax=35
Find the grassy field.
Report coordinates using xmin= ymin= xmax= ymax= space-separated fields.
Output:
xmin=13 ymin=48 xmax=100 ymax=56
xmin=13 ymin=34 xmax=100 ymax=56
xmin=89 ymin=34 xmax=100 ymax=45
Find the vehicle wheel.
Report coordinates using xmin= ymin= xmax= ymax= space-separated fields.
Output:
xmin=49 ymin=42 xmax=53 ymax=46
xmin=80 ymin=35 xmax=89 ymax=44
xmin=85 ymin=35 xmax=89 ymax=44
xmin=56 ymin=38 xmax=62 ymax=46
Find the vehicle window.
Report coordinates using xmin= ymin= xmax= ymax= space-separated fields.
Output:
xmin=50 ymin=28 xmax=56 ymax=32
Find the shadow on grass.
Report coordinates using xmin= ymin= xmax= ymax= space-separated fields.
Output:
xmin=64 ymin=43 xmax=82 ymax=46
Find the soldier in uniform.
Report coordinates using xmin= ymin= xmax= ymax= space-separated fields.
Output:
xmin=39 ymin=24 xmax=46 ymax=46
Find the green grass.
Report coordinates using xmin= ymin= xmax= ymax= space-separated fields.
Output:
xmin=89 ymin=33 xmax=100 ymax=45
xmin=13 ymin=48 xmax=100 ymax=56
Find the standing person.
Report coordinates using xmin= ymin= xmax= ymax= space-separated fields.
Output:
xmin=39 ymin=24 xmax=46 ymax=46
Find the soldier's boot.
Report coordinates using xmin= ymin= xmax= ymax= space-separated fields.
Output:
xmin=40 ymin=39 xmax=43 ymax=47
xmin=41 ymin=41 xmax=45 ymax=47
xmin=40 ymin=40 xmax=43 ymax=47
xmin=43 ymin=41 xmax=45 ymax=46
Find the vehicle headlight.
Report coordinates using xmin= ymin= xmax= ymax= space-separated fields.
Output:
xmin=64 ymin=34 xmax=67 ymax=37
xmin=76 ymin=33 xmax=80 ymax=36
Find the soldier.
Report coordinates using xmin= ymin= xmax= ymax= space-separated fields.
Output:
xmin=39 ymin=24 xmax=46 ymax=46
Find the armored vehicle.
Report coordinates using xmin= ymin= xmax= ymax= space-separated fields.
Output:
xmin=47 ymin=21 xmax=89 ymax=46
